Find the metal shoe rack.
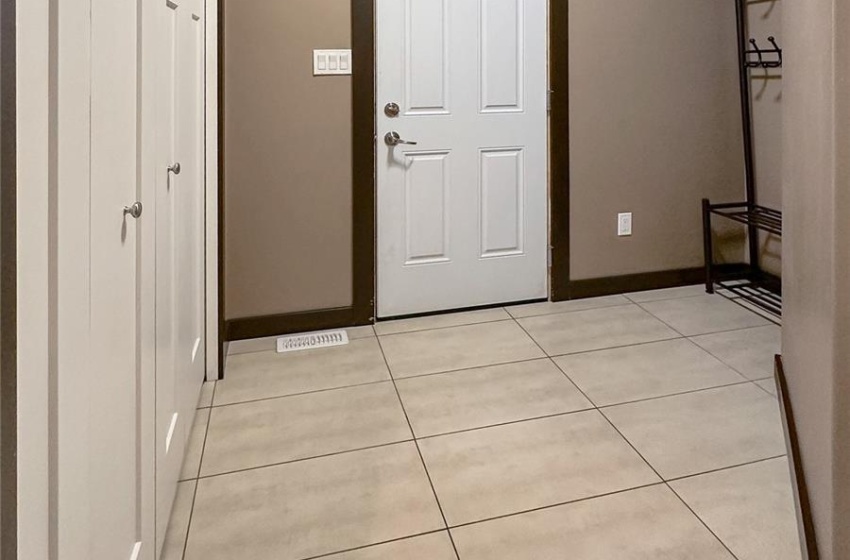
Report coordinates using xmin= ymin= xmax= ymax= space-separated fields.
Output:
xmin=702 ymin=0 xmax=782 ymax=316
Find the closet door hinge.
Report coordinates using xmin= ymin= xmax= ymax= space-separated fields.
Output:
xmin=547 ymin=90 xmax=553 ymax=113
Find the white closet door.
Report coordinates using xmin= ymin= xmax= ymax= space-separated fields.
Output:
xmin=57 ymin=0 xmax=144 ymax=558
xmin=154 ymin=0 xmax=207 ymax=553
xmin=377 ymin=0 xmax=549 ymax=317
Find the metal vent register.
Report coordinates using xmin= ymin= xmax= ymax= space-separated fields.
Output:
xmin=276 ymin=330 xmax=350 ymax=353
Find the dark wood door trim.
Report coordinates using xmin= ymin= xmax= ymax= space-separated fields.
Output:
xmin=1 ymin=0 xmax=18 ymax=554
xmin=549 ymin=0 xmax=571 ymax=302
xmin=218 ymin=0 xmax=376 ymax=351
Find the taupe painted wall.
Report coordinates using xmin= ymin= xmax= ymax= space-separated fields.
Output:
xmin=782 ymin=0 xmax=850 ymax=557
xmin=749 ymin=0 xmax=782 ymax=276
xmin=224 ymin=0 xmax=353 ymax=320
xmin=568 ymin=0 xmax=746 ymax=280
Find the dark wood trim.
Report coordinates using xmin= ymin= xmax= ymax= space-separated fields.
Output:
xmin=549 ymin=0 xmax=571 ymax=302
xmin=774 ymin=355 xmax=820 ymax=559
xmin=564 ymin=267 xmax=709 ymax=300
xmin=226 ymin=308 xmax=364 ymax=342
xmin=351 ymin=0 xmax=376 ymax=325
xmin=217 ymin=0 xmax=376 ymax=358
xmin=216 ymin=0 xmax=226 ymax=378
xmin=1 ymin=0 xmax=17 ymax=554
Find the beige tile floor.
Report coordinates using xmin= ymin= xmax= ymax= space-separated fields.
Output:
xmin=164 ymin=288 xmax=801 ymax=560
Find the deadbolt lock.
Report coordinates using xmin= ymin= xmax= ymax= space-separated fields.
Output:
xmin=384 ymin=102 xmax=400 ymax=118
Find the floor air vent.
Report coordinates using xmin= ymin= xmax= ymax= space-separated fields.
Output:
xmin=277 ymin=330 xmax=350 ymax=353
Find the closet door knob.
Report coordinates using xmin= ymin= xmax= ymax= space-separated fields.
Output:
xmin=167 ymin=162 xmax=182 ymax=175
xmin=123 ymin=202 xmax=143 ymax=219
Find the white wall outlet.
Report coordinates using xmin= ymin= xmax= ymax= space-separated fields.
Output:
xmin=618 ymin=212 xmax=633 ymax=237
xmin=313 ymin=49 xmax=352 ymax=76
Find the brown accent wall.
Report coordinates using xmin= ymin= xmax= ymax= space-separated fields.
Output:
xmin=223 ymin=0 xmax=353 ymax=320
xmin=568 ymin=0 xmax=746 ymax=280
xmin=783 ymin=0 xmax=850 ymax=557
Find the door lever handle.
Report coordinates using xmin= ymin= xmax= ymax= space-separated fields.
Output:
xmin=384 ymin=132 xmax=418 ymax=146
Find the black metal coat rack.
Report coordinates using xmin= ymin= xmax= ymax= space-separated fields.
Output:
xmin=702 ymin=0 xmax=783 ymax=316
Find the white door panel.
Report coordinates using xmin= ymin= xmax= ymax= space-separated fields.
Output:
xmin=155 ymin=0 xmax=206 ymax=553
xmin=377 ymin=0 xmax=548 ymax=317
xmin=57 ymin=0 xmax=143 ymax=557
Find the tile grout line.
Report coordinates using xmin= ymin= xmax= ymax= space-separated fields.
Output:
xmin=688 ymin=331 xmax=780 ymax=385
xmin=297 ymin=529 xmax=452 ymax=560
xmin=445 ymin=481 xmax=666 ymax=530
xmin=632 ymin=301 xmax=690 ymax=338
xmin=192 ymin=438 xmax=417 ymax=482
xmin=594 ymin=406 xmax=743 ymax=560
xmin=594 ymin=380 xmax=757 ymax=410
xmin=208 ymin=377 xmax=392 ymax=410
xmin=180 ymin=480 xmax=200 ymax=560
xmin=375 ymin=315 xmax=513 ymax=337
xmin=180 ymin=383 xmax=217 ymax=559
xmin=623 ymin=290 xmax=710 ymax=305
xmin=665 ymin=483 xmax=743 ymax=560
xmin=373 ymin=333 xmax=463 ymax=560
xmin=665 ymin=454 xmax=788 ymax=484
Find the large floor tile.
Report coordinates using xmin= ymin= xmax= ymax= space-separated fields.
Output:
xmin=640 ymin=295 xmax=769 ymax=336
xmin=379 ymin=320 xmax=544 ymax=379
xmin=517 ymin=304 xmax=679 ymax=356
xmin=325 ymin=532 xmax=457 ymax=560
xmin=671 ymin=458 xmax=802 ymax=560
xmin=185 ymin=443 xmax=445 ymax=560
xmin=180 ymin=408 xmax=210 ymax=481
xmin=375 ymin=308 xmax=510 ymax=336
xmin=626 ymin=284 xmax=707 ymax=303
xmin=451 ymin=485 xmax=733 ymax=560
xmin=554 ymin=339 xmax=746 ymax=407
xmin=217 ymin=338 xmax=390 ymax=405
xmin=506 ymin=295 xmax=630 ymax=319
xmin=418 ymin=411 xmax=660 ymax=526
xmin=603 ymin=384 xmax=787 ymax=479
xmin=161 ymin=480 xmax=196 ymax=560
xmin=691 ymin=325 xmax=781 ymax=380
xmin=228 ymin=325 xmax=376 ymax=355
xmin=202 ymin=382 xmax=411 ymax=476
xmin=397 ymin=359 xmax=592 ymax=437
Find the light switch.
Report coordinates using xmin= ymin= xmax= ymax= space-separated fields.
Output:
xmin=313 ymin=49 xmax=353 ymax=76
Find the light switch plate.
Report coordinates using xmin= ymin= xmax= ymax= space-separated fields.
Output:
xmin=618 ymin=212 xmax=633 ymax=236
xmin=313 ymin=49 xmax=352 ymax=76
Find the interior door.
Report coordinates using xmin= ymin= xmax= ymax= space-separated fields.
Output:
xmin=155 ymin=0 xmax=207 ymax=552
xmin=56 ymin=0 xmax=144 ymax=557
xmin=376 ymin=0 xmax=549 ymax=317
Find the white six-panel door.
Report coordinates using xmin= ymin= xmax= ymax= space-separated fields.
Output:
xmin=155 ymin=0 xmax=207 ymax=553
xmin=377 ymin=0 xmax=549 ymax=317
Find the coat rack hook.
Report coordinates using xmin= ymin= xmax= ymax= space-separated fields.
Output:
xmin=749 ymin=38 xmax=764 ymax=68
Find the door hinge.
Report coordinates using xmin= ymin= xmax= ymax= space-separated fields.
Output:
xmin=547 ymin=90 xmax=553 ymax=113
xmin=548 ymin=246 xmax=553 ymax=268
